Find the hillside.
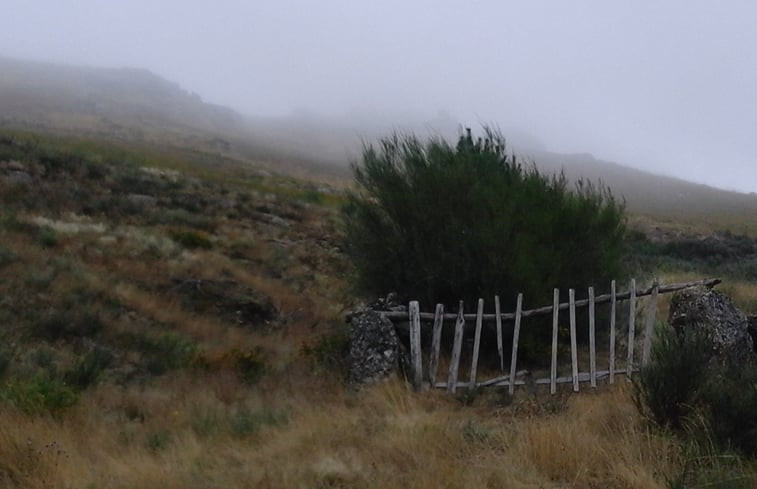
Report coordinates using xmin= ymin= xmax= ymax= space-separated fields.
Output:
xmin=0 ymin=56 xmax=243 ymax=139
xmin=3 ymin=55 xmax=757 ymax=226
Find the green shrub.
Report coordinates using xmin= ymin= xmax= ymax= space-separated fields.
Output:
xmin=633 ymin=325 xmax=713 ymax=430
xmin=169 ymin=228 xmax=213 ymax=249
xmin=699 ymin=364 xmax=757 ymax=456
xmin=230 ymin=407 xmax=288 ymax=437
xmin=63 ymin=346 xmax=113 ymax=390
xmin=32 ymin=308 xmax=104 ymax=340
xmin=122 ymin=331 xmax=197 ymax=375
xmin=301 ymin=329 xmax=350 ymax=373
xmin=36 ymin=226 xmax=59 ymax=248
xmin=343 ymin=128 xmax=625 ymax=348
xmin=0 ymin=376 xmax=78 ymax=415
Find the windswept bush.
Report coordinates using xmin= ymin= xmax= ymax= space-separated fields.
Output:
xmin=343 ymin=128 xmax=626 ymax=346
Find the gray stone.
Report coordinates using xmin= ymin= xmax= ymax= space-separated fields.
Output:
xmin=668 ymin=286 xmax=755 ymax=365
xmin=5 ymin=170 xmax=32 ymax=185
xmin=348 ymin=309 xmax=401 ymax=385
xmin=126 ymin=193 xmax=158 ymax=206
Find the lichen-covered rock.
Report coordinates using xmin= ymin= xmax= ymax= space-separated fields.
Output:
xmin=348 ymin=309 xmax=401 ymax=385
xmin=668 ymin=286 xmax=755 ymax=364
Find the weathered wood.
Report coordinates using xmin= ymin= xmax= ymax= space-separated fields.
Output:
xmin=642 ymin=281 xmax=659 ymax=367
xmin=439 ymin=368 xmax=636 ymax=390
xmin=409 ymin=301 xmax=422 ymax=391
xmin=428 ymin=304 xmax=444 ymax=385
xmin=609 ymin=280 xmax=617 ymax=384
xmin=589 ymin=286 xmax=597 ymax=388
xmin=569 ymin=288 xmax=579 ymax=392
xmin=550 ymin=288 xmax=559 ymax=395
xmin=446 ymin=302 xmax=465 ymax=394
xmin=376 ymin=277 xmax=720 ymax=322
xmin=469 ymin=299 xmax=485 ymax=391
xmin=495 ymin=295 xmax=504 ymax=372
xmin=627 ymin=279 xmax=637 ymax=380
xmin=509 ymin=293 xmax=523 ymax=395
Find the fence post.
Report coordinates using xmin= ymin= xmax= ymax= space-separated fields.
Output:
xmin=609 ymin=280 xmax=617 ymax=384
xmin=569 ymin=288 xmax=579 ymax=392
xmin=509 ymin=293 xmax=523 ymax=395
xmin=469 ymin=299 xmax=485 ymax=391
xmin=495 ymin=295 xmax=504 ymax=373
xmin=409 ymin=301 xmax=422 ymax=391
xmin=550 ymin=288 xmax=560 ymax=395
xmin=429 ymin=304 xmax=444 ymax=386
xmin=589 ymin=286 xmax=596 ymax=388
xmin=642 ymin=280 xmax=659 ymax=367
xmin=627 ymin=278 xmax=637 ymax=380
xmin=447 ymin=302 xmax=465 ymax=394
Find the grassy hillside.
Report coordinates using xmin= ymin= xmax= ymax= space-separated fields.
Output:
xmin=2 ymin=129 xmax=757 ymax=487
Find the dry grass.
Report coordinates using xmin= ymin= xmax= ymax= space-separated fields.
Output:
xmin=0 ymin=376 xmax=691 ymax=489
xmin=4 ymin=129 xmax=757 ymax=488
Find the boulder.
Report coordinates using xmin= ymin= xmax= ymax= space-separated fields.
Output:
xmin=348 ymin=309 xmax=402 ymax=385
xmin=668 ymin=286 xmax=755 ymax=365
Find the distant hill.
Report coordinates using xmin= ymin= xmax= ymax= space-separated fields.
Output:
xmin=2 ymin=55 xmax=757 ymax=224
xmin=0 ymin=55 xmax=244 ymax=141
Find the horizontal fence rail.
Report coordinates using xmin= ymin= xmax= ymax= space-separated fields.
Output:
xmin=377 ymin=277 xmax=720 ymax=394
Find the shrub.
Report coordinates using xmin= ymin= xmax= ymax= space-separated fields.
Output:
xmin=169 ymin=228 xmax=213 ymax=249
xmin=0 ymin=376 xmax=78 ymax=415
xmin=699 ymin=363 xmax=757 ymax=456
xmin=63 ymin=346 xmax=113 ymax=390
xmin=633 ymin=325 xmax=713 ymax=430
xmin=343 ymin=128 xmax=626 ymax=347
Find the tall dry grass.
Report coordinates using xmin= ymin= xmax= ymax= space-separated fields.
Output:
xmin=0 ymin=374 xmax=692 ymax=489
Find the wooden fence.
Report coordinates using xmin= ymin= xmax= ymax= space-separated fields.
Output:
xmin=378 ymin=278 xmax=720 ymax=394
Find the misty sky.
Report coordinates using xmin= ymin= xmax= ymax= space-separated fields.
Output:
xmin=2 ymin=1 xmax=757 ymax=192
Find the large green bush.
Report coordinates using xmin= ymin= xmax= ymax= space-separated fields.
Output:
xmin=343 ymin=128 xmax=626 ymax=316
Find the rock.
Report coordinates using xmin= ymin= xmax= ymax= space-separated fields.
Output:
xmin=126 ymin=193 xmax=158 ymax=207
xmin=348 ymin=309 xmax=402 ymax=385
xmin=5 ymin=170 xmax=32 ymax=185
xmin=668 ymin=286 xmax=755 ymax=364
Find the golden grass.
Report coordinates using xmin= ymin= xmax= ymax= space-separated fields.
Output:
xmin=0 ymin=374 xmax=698 ymax=489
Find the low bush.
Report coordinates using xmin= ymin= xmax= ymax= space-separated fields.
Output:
xmin=0 ymin=376 xmax=78 ymax=415
xmin=634 ymin=325 xmax=713 ymax=430
xmin=169 ymin=228 xmax=213 ymax=249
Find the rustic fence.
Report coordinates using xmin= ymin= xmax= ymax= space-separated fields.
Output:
xmin=377 ymin=278 xmax=720 ymax=394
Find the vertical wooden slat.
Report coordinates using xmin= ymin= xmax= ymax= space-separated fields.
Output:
xmin=627 ymin=278 xmax=637 ymax=380
xmin=446 ymin=302 xmax=465 ymax=394
xmin=428 ymin=304 xmax=444 ymax=386
xmin=495 ymin=295 xmax=504 ymax=373
xmin=609 ymin=280 xmax=617 ymax=384
xmin=589 ymin=286 xmax=597 ymax=388
xmin=409 ymin=301 xmax=422 ymax=391
xmin=641 ymin=280 xmax=659 ymax=367
xmin=508 ymin=293 xmax=523 ymax=395
xmin=550 ymin=288 xmax=560 ymax=395
xmin=469 ymin=298 xmax=485 ymax=391
xmin=569 ymin=288 xmax=579 ymax=392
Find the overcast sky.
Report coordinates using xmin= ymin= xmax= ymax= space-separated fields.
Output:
xmin=2 ymin=1 xmax=757 ymax=192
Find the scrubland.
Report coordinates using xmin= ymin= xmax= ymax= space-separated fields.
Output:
xmin=1 ymin=129 xmax=757 ymax=488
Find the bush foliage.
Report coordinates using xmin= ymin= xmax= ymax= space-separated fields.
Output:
xmin=343 ymin=128 xmax=626 ymax=313
xmin=636 ymin=323 xmax=757 ymax=457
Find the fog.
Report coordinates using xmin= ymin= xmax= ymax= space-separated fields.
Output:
xmin=2 ymin=1 xmax=757 ymax=192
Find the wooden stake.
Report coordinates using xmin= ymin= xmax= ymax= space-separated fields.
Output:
xmin=428 ymin=304 xmax=444 ymax=386
xmin=589 ymin=286 xmax=596 ymax=388
xmin=469 ymin=298 xmax=484 ymax=391
xmin=627 ymin=278 xmax=637 ymax=380
xmin=409 ymin=301 xmax=422 ymax=391
xmin=609 ymin=280 xmax=617 ymax=384
xmin=550 ymin=288 xmax=559 ymax=395
xmin=642 ymin=281 xmax=659 ymax=367
xmin=447 ymin=302 xmax=465 ymax=394
xmin=495 ymin=295 xmax=504 ymax=372
xmin=569 ymin=288 xmax=579 ymax=392
xmin=509 ymin=293 xmax=523 ymax=395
